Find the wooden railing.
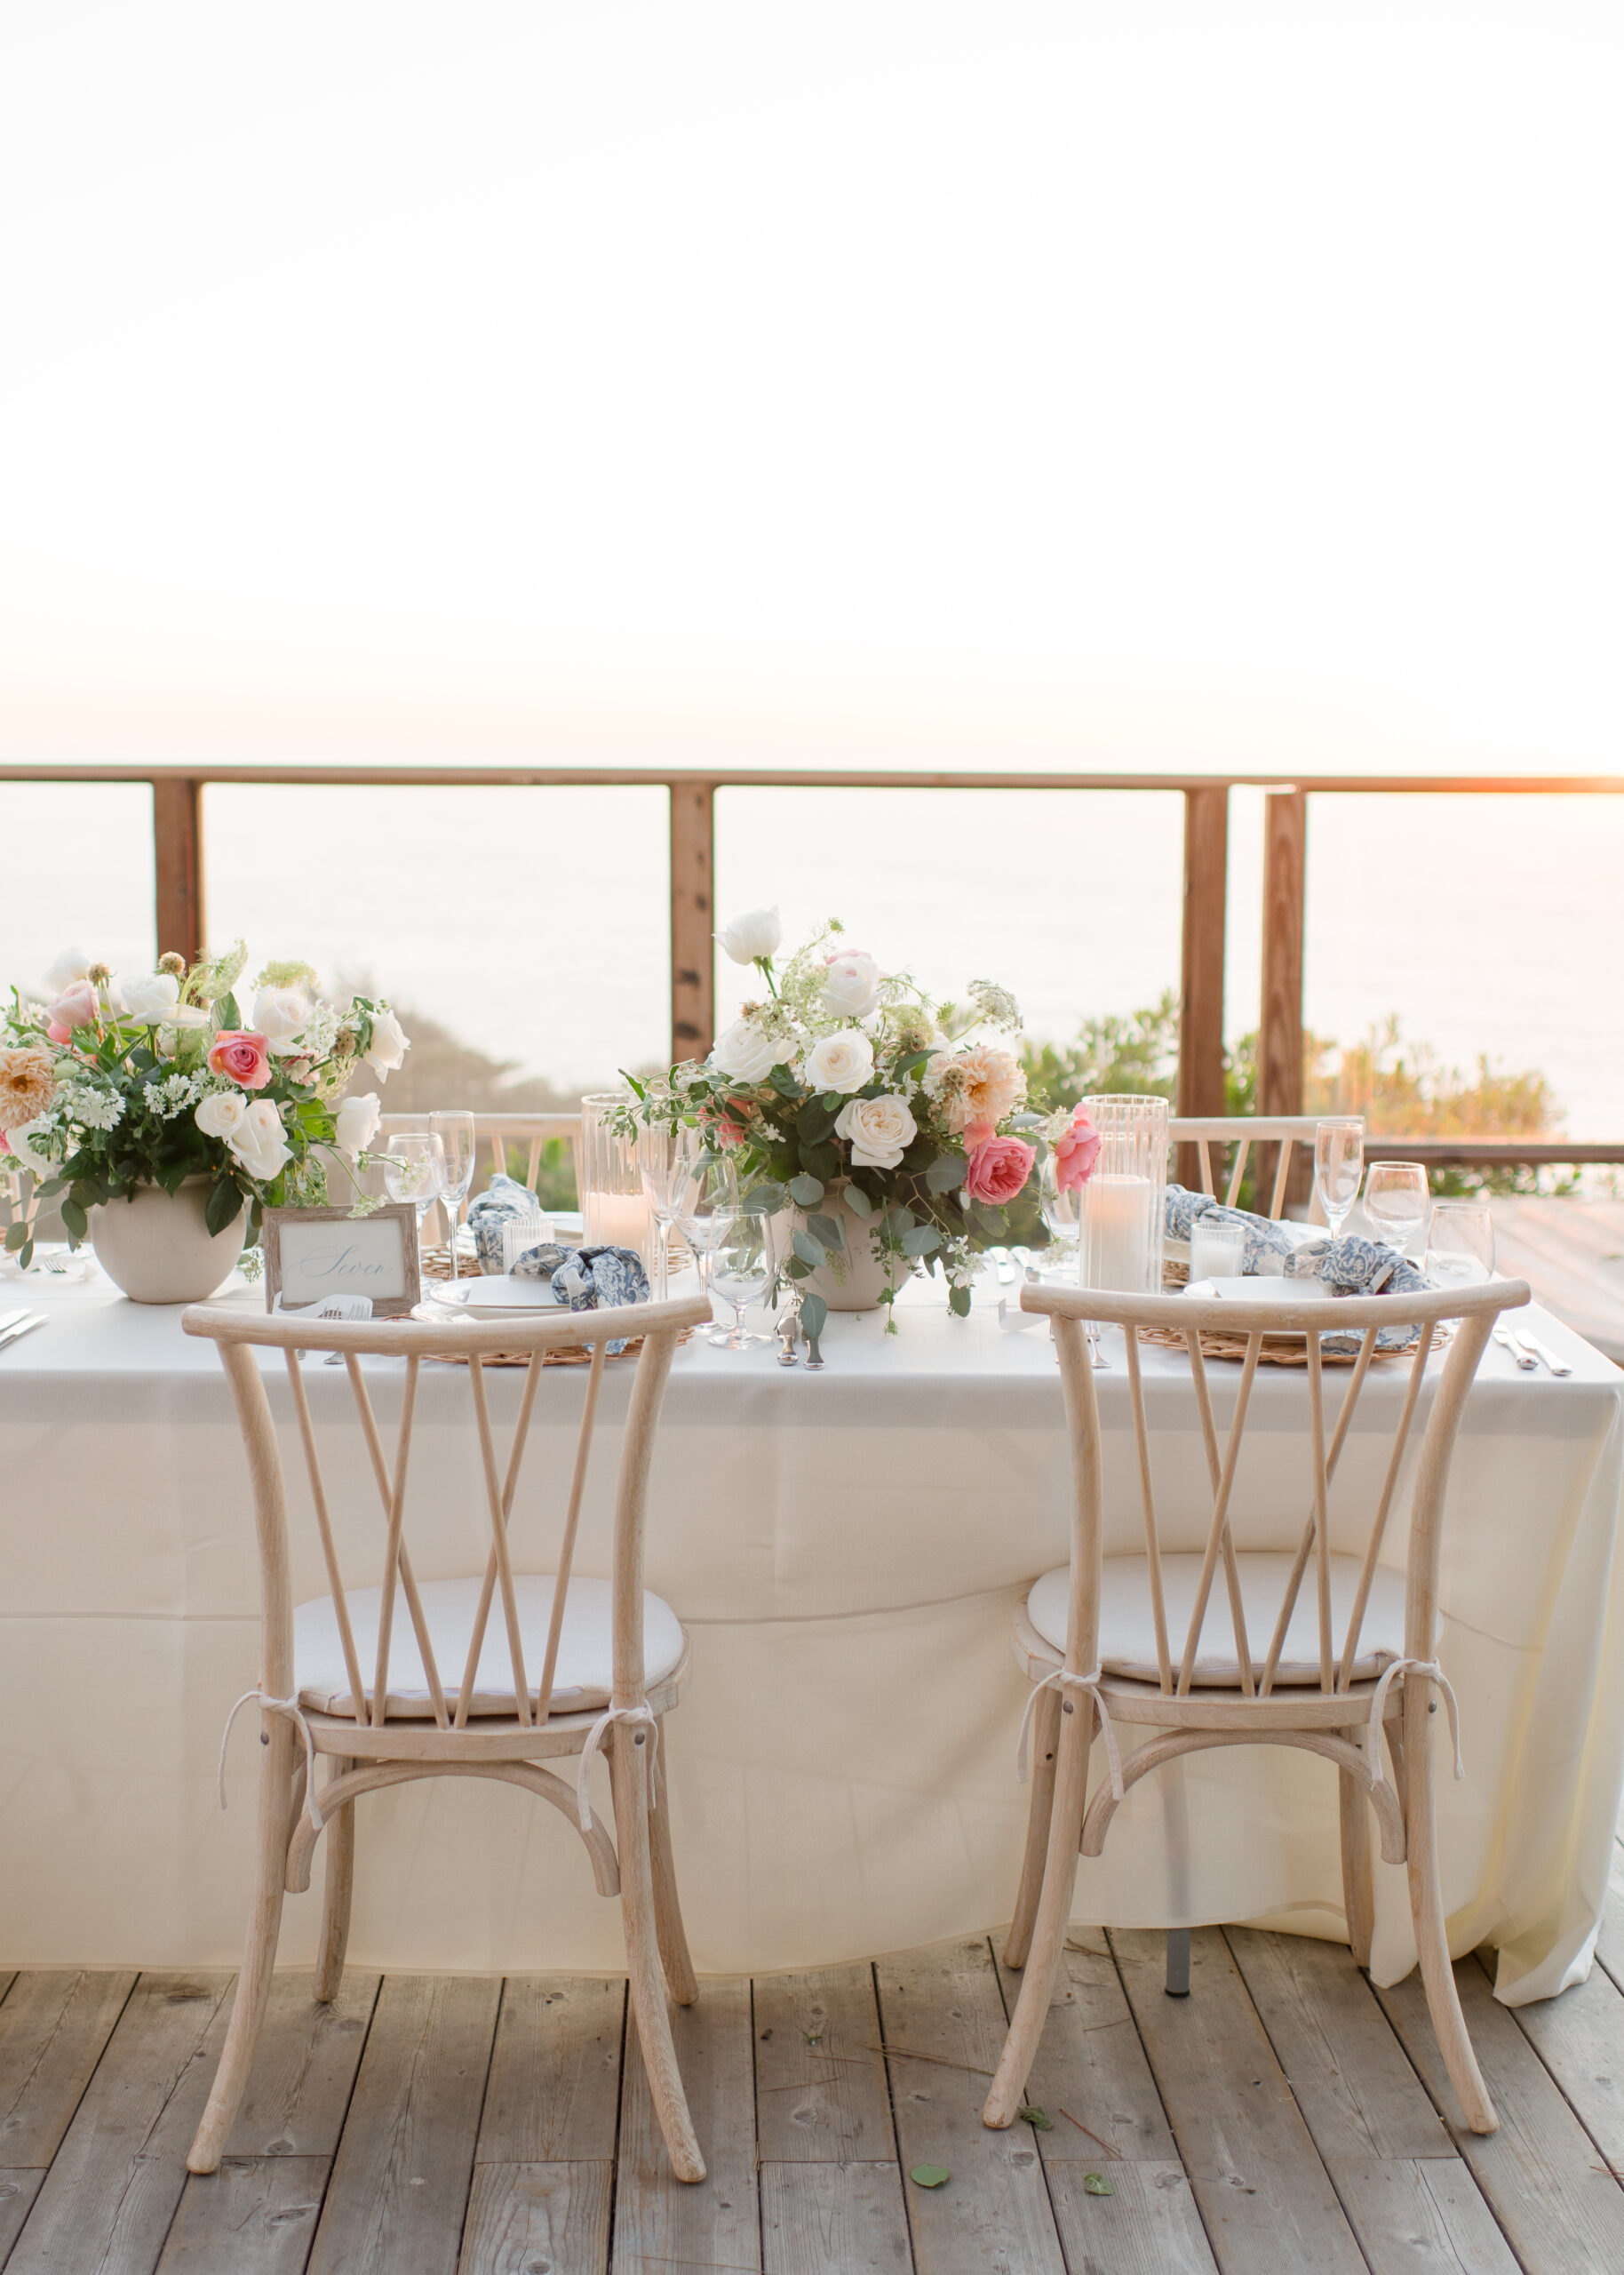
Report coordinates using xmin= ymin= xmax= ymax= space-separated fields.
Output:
xmin=4 ymin=762 xmax=1623 ymax=1147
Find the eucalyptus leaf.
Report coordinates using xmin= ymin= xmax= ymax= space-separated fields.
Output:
xmin=842 ymin=1182 xmax=873 ymax=1217
xmin=949 ymin=1284 xmax=972 ymax=1318
xmin=784 ymin=1256 xmax=813 ymax=1280
xmin=910 ymin=2165 xmax=951 ymax=2190
xmin=787 ymin=1173 xmax=825 ymax=1207
xmin=60 ymin=1197 xmax=88 ymax=1241
xmin=744 ymin=1179 xmax=787 ymax=1215
xmin=886 ymin=1204 xmax=916 ymax=1235
xmin=1082 ymin=2173 xmax=1114 ymax=2196
xmin=18 ymin=1240 xmax=32 ymax=1269
xmin=792 ymin=1228 xmax=826 ymax=1270
xmin=204 ymin=1179 xmax=243 ymax=1237
xmin=900 ymin=1225 xmax=940 ymax=1258
xmin=3 ymin=1223 xmax=27 ymax=1252
xmin=926 ymin=1150 xmax=968 ymax=1193
xmin=799 ymin=1292 xmax=828 ymax=1342
xmin=805 ymin=1212 xmax=845 ymax=1252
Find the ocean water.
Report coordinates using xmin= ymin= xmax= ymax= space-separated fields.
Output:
xmin=3 ymin=777 xmax=1620 ymax=1138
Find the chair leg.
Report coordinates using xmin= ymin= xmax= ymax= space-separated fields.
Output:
xmin=1404 ymin=1690 xmax=1497 ymax=2135
xmin=983 ymin=1692 xmax=1093 ymax=2129
xmin=188 ymin=1717 xmax=295 ymax=2174
xmin=1339 ymin=1751 xmax=1374 ymax=1972
xmin=613 ymin=1721 xmax=705 ymax=2182
xmin=1004 ymin=1683 xmax=1062 ymax=1970
xmin=315 ymin=1758 xmax=355 ymax=2004
xmin=645 ymin=1719 xmax=698 ymax=2007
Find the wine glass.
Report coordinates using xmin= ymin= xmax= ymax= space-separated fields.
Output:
xmin=429 ymin=1111 xmax=477 ymax=1281
xmin=1314 ymin=1119 xmax=1364 ymax=1239
xmin=382 ymin=1132 xmax=446 ymax=1253
xmin=709 ymin=1207 xmax=773 ymax=1350
xmin=1427 ymin=1199 xmax=1495 ymax=1287
xmin=1039 ymin=1153 xmax=1082 ymax=1281
xmin=1364 ymin=1161 xmax=1429 ymax=1259
xmin=639 ymin=1122 xmax=702 ymax=1302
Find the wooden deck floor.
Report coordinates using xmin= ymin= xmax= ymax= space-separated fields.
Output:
xmin=5 ymin=1841 xmax=1624 ymax=2275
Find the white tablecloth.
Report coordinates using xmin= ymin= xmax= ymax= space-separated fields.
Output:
xmin=3 ymin=1266 xmax=1620 ymax=2004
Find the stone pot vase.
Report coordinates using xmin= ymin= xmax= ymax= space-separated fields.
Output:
xmin=774 ymin=1181 xmax=899 ymax=1313
xmin=90 ymin=1177 xmax=248 ymax=1304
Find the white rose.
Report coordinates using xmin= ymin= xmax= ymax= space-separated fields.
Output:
xmin=42 ymin=946 xmax=92 ymax=994
xmin=834 ymin=1092 xmax=917 ymax=1169
xmin=714 ymin=907 xmax=782 ymax=965
xmin=195 ymin=1090 xmax=248 ymax=1142
xmin=712 ymin=1018 xmax=781 ymax=1083
xmin=804 ymin=1029 xmax=875 ymax=1094
xmin=822 ymin=949 xmax=881 ymax=1020
xmin=364 ymin=1007 xmax=410 ymax=1076
xmin=120 ymin=972 xmax=181 ymax=1024
xmin=252 ymin=986 xmax=313 ymax=1051
xmin=4 ymin=1119 xmax=54 ymax=1177
xmin=227 ymin=1098 xmax=293 ymax=1181
xmin=334 ymin=1090 xmax=382 ymax=1156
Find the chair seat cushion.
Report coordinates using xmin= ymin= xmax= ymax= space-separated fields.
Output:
xmin=1027 ymin=1552 xmax=1406 ymax=1688
xmin=293 ymin=1575 xmax=685 ymax=1720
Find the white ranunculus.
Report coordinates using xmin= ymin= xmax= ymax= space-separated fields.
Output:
xmin=804 ymin=1029 xmax=875 ymax=1094
xmin=42 ymin=946 xmax=92 ymax=994
xmin=364 ymin=1007 xmax=410 ymax=1076
xmin=195 ymin=1090 xmax=248 ymax=1142
xmin=714 ymin=906 xmax=782 ymax=965
xmin=120 ymin=972 xmax=181 ymax=1024
xmin=822 ymin=949 xmax=881 ymax=1020
xmin=252 ymin=986 xmax=313 ymax=1051
xmin=834 ymin=1093 xmax=917 ymax=1170
xmin=712 ymin=1018 xmax=781 ymax=1084
xmin=334 ymin=1090 xmax=382 ymax=1157
xmin=4 ymin=1119 xmax=55 ymax=1177
xmin=227 ymin=1098 xmax=293 ymax=1181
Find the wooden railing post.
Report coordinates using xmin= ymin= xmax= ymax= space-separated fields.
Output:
xmin=1177 ymin=786 xmax=1229 ymax=1185
xmin=152 ymin=774 xmax=203 ymax=965
xmin=1260 ymin=787 xmax=1308 ymax=1204
xmin=669 ymin=781 xmax=715 ymax=1064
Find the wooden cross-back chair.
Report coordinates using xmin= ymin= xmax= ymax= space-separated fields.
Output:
xmin=1167 ymin=1113 xmax=1331 ymax=1221
xmin=984 ymin=1273 xmax=1530 ymax=2141
xmin=183 ymin=1288 xmax=712 ymax=2183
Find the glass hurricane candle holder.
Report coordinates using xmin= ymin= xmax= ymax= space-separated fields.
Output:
xmin=1078 ymin=1093 xmax=1168 ymax=1294
xmin=578 ymin=1092 xmax=655 ymax=1267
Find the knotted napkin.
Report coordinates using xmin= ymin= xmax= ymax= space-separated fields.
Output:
xmin=467 ymin=1170 xmax=546 ymax=1273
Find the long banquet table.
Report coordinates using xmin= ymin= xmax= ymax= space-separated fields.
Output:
xmin=3 ymin=1265 xmax=1621 ymax=2006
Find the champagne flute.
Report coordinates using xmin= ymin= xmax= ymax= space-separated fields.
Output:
xmin=382 ymin=1132 xmax=446 ymax=1253
xmin=429 ymin=1111 xmax=477 ymax=1281
xmin=674 ymin=1150 xmax=739 ymax=1344
xmin=1364 ymin=1161 xmax=1429 ymax=1259
xmin=709 ymin=1206 xmax=773 ymax=1350
xmin=1314 ymin=1119 xmax=1364 ymax=1240
xmin=1039 ymin=1153 xmax=1082 ymax=1281
xmin=638 ymin=1122 xmax=701 ymax=1302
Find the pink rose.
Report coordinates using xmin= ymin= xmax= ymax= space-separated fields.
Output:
xmin=207 ymin=1029 xmax=272 ymax=1089
xmin=46 ymin=978 xmax=100 ymax=1044
xmin=1053 ymin=1106 xmax=1103 ymax=1193
xmin=965 ymin=1130 xmax=1036 ymax=1206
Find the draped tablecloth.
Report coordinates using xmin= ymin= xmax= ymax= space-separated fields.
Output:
xmin=2 ymin=1267 xmax=1620 ymax=2004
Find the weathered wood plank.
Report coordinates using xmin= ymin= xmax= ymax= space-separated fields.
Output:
xmin=225 ymin=1969 xmax=378 ymax=2159
xmin=993 ymin=1939 xmax=1180 ymax=2163
xmin=0 ymin=2171 xmax=45 ymax=2263
xmin=1046 ymin=2161 xmax=1220 ymax=2275
xmin=760 ymin=2161 xmax=912 ymax=2275
xmin=1590 ymin=1835 xmax=1624 ymax=1995
xmin=1225 ymin=1928 xmax=1453 ymax=2162
xmin=614 ymin=1976 xmax=760 ymax=2275
xmin=458 ymin=2161 xmax=611 ymax=2275
xmin=1326 ymin=2156 xmax=1521 ymax=2274
xmin=876 ymin=1938 xmax=1065 ymax=2275
xmin=155 ymin=2155 xmax=330 ymax=2273
xmin=0 ymin=1971 xmax=137 ymax=2167
xmin=475 ymin=1977 xmax=624 ymax=2167
xmin=305 ymin=1974 xmax=502 ymax=2275
xmin=0 ymin=1978 xmax=17 ymax=2010
xmin=7 ymin=1971 xmax=234 ymax=2275
xmin=1111 ymin=1928 xmax=1365 ymax=2275
xmin=1510 ymin=1944 xmax=1624 ymax=2171
xmin=753 ymin=1966 xmax=896 ymax=2162
xmin=1374 ymin=1955 xmax=1624 ymax=2273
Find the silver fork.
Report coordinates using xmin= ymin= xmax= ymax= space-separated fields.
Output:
xmin=1493 ymin=1325 xmax=1536 ymax=1371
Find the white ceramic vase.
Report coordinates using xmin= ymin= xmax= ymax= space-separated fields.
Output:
xmin=775 ymin=1182 xmax=898 ymax=1312
xmin=90 ymin=1177 xmax=247 ymax=1304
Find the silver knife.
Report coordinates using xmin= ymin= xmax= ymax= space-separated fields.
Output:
xmin=0 ymin=1313 xmax=44 ymax=1354
xmin=0 ymin=1308 xmax=32 ymax=1337
xmin=1515 ymin=1327 xmax=1572 ymax=1377
xmin=1494 ymin=1325 xmax=1536 ymax=1371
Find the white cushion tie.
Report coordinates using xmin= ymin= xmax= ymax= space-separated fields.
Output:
xmin=218 ymin=1689 xmax=324 ymax=1830
xmin=1366 ymin=1656 xmax=1464 ymax=1782
xmin=576 ymin=1701 xmax=659 ymax=1832
xmin=1017 ymin=1669 xmax=1125 ymax=1800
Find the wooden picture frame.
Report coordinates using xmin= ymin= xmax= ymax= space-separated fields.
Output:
xmin=261 ymin=1203 xmax=422 ymax=1318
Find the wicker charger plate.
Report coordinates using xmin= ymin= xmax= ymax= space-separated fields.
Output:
xmin=1137 ymin=1319 xmax=1450 ymax=1368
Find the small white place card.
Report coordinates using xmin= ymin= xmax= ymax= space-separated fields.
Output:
xmin=262 ymin=1203 xmax=421 ymax=1319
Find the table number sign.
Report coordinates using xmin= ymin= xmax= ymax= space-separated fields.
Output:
xmin=262 ymin=1203 xmax=421 ymax=1318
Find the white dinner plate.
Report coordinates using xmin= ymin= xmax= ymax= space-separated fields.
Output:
xmin=1189 ymin=1275 xmax=1329 ymax=1304
xmin=426 ymin=1274 xmax=565 ymax=1316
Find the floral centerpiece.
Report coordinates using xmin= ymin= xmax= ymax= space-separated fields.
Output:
xmin=0 ymin=941 xmax=409 ymax=1279
xmin=616 ymin=909 xmax=1101 ymax=1331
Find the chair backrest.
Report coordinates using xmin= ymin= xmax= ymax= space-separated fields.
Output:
xmin=1166 ymin=1114 xmax=1331 ymax=1221
xmin=183 ymin=1291 xmax=710 ymax=1733
xmin=1023 ymin=1276 xmax=1530 ymax=1701
xmin=378 ymin=1112 xmax=582 ymax=1220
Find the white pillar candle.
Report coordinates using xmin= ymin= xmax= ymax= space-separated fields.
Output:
xmin=1082 ymin=1173 xmax=1154 ymax=1292
xmin=584 ymin=1191 xmax=655 ymax=1261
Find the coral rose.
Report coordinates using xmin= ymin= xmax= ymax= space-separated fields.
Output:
xmin=1053 ymin=1106 xmax=1103 ymax=1193
xmin=0 ymin=1046 xmax=58 ymax=1131
xmin=964 ymin=1131 xmax=1036 ymax=1206
xmin=207 ymin=1030 xmax=272 ymax=1089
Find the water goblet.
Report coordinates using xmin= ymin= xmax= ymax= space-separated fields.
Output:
xmin=382 ymin=1132 xmax=446 ymax=1254
xmin=1363 ymin=1161 xmax=1429 ymax=1259
xmin=1427 ymin=1199 xmax=1495 ymax=1287
xmin=429 ymin=1111 xmax=477 ymax=1281
xmin=1314 ymin=1119 xmax=1364 ymax=1239
xmin=708 ymin=1207 xmax=774 ymax=1351
xmin=1039 ymin=1153 xmax=1082 ymax=1282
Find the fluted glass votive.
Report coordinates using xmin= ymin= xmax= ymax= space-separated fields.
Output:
xmin=578 ymin=1092 xmax=655 ymax=1265
xmin=1078 ymin=1093 xmax=1168 ymax=1293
